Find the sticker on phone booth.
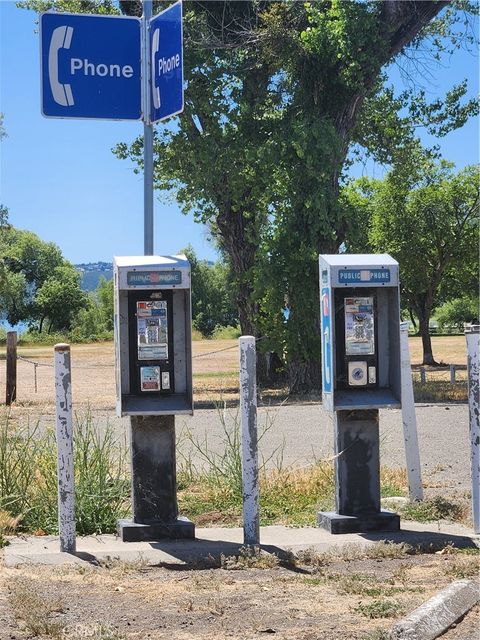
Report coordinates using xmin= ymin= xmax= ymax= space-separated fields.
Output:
xmin=136 ymin=300 xmax=167 ymax=317
xmin=140 ymin=366 xmax=161 ymax=392
xmin=161 ymin=372 xmax=171 ymax=390
xmin=344 ymin=296 xmax=375 ymax=356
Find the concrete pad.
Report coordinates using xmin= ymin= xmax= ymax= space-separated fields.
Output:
xmin=3 ymin=520 xmax=479 ymax=567
xmin=390 ymin=579 xmax=480 ymax=640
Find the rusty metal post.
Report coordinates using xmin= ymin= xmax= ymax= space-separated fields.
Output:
xmin=54 ymin=343 xmax=76 ymax=553
xmin=239 ymin=336 xmax=260 ymax=547
xmin=6 ymin=331 xmax=17 ymax=405
xmin=465 ymin=325 xmax=480 ymax=534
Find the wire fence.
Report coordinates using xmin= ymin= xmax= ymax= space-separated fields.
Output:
xmin=3 ymin=336 xmax=468 ymax=403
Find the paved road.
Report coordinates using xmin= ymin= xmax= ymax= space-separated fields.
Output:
xmin=91 ymin=402 xmax=470 ymax=495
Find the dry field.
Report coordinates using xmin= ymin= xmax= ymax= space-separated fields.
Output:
xmin=0 ymin=335 xmax=469 ymax=415
xmin=0 ymin=546 xmax=478 ymax=640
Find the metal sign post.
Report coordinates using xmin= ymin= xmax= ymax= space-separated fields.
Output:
xmin=40 ymin=1 xmax=187 ymax=544
xmin=143 ymin=0 xmax=154 ymax=256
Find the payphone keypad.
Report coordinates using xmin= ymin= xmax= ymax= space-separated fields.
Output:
xmin=344 ymin=296 xmax=376 ymax=388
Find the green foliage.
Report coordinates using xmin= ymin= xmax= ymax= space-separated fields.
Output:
xmin=0 ymin=113 xmax=6 ymax=140
xmin=345 ymin=161 xmax=479 ymax=364
xmin=211 ymin=325 xmax=241 ymax=340
xmin=354 ymin=600 xmax=403 ymax=619
xmin=35 ymin=264 xmax=87 ymax=332
xmin=0 ymin=223 xmax=88 ymax=333
xmin=19 ymin=0 xmax=480 ymax=391
xmin=182 ymin=246 xmax=238 ymax=338
xmin=0 ymin=412 xmax=129 ymax=535
xmin=16 ymin=0 xmax=118 ymax=15
xmin=436 ymin=296 xmax=479 ymax=332
xmin=400 ymin=496 xmax=465 ymax=523
xmin=70 ymin=276 xmax=114 ymax=341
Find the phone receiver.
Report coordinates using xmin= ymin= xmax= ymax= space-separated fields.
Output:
xmin=151 ymin=27 xmax=161 ymax=110
xmin=48 ymin=25 xmax=75 ymax=107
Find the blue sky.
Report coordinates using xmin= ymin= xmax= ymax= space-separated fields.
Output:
xmin=0 ymin=1 xmax=478 ymax=265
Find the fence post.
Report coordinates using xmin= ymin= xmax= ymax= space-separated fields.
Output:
xmin=465 ymin=325 xmax=480 ymax=534
xmin=400 ymin=323 xmax=423 ymax=501
xmin=239 ymin=336 xmax=260 ymax=547
xmin=420 ymin=367 xmax=426 ymax=385
xmin=450 ymin=364 xmax=456 ymax=384
xmin=54 ymin=343 xmax=76 ymax=553
xmin=6 ymin=331 xmax=17 ymax=405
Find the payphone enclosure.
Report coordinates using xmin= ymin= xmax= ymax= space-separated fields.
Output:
xmin=319 ymin=254 xmax=401 ymax=412
xmin=114 ymin=255 xmax=193 ymax=416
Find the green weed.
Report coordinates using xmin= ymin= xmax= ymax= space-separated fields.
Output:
xmin=0 ymin=411 xmax=129 ymax=535
xmin=354 ymin=599 xmax=403 ymax=619
xmin=444 ymin=557 xmax=480 ymax=579
xmin=400 ymin=496 xmax=465 ymax=523
xmin=221 ymin=546 xmax=279 ymax=570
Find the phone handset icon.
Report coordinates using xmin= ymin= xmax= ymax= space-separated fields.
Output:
xmin=151 ymin=28 xmax=161 ymax=110
xmin=48 ymin=26 xmax=75 ymax=107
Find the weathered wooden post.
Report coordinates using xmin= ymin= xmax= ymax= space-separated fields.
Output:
xmin=450 ymin=364 xmax=456 ymax=384
xmin=400 ymin=322 xmax=423 ymax=501
xmin=6 ymin=331 xmax=17 ymax=405
xmin=465 ymin=325 xmax=479 ymax=534
xmin=239 ymin=336 xmax=260 ymax=547
xmin=420 ymin=367 xmax=426 ymax=385
xmin=54 ymin=343 xmax=76 ymax=553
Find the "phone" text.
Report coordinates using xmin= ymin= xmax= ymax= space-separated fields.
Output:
xmin=70 ymin=58 xmax=134 ymax=78
xmin=158 ymin=54 xmax=180 ymax=76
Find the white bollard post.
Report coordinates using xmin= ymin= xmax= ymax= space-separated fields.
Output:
xmin=54 ymin=343 xmax=76 ymax=553
xmin=465 ymin=325 xmax=480 ymax=534
xmin=239 ymin=336 xmax=260 ymax=547
xmin=400 ymin=323 xmax=424 ymax=501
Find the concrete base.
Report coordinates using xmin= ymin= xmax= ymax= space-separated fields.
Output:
xmin=4 ymin=522 xmax=478 ymax=567
xmin=118 ymin=517 xmax=195 ymax=542
xmin=317 ymin=510 xmax=400 ymax=534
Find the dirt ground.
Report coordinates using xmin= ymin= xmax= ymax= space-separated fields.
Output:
xmin=0 ymin=335 xmax=469 ymax=415
xmin=0 ymin=549 xmax=478 ymax=640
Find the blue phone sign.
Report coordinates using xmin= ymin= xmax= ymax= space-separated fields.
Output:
xmin=41 ymin=12 xmax=142 ymax=120
xmin=150 ymin=0 xmax=184 ymax=123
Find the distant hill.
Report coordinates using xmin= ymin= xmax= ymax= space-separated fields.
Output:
xmin=76 ymin=262 xmax=113 ymax=292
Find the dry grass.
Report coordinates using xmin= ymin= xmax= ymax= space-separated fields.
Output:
xmin=8 ymin=576 xmax=65 ymax=638
xmin=407 ymin=335 xmax=467 ymax=366
xmin=1 ymin=552 xmax=474 ymax=640
xmin=0 ymin=335 xmax=468 ymax=413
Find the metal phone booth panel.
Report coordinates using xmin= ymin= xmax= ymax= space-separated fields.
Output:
xmin=114 ymin=255 xmax=193 ymax=417
xmin=319 ymin=254 xmax=401 ymax=412
xmin=318 ymin=254 xmax=402 ymax=534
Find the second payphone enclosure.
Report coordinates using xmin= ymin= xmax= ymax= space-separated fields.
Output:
xmin=319 ymin=254 xmax=401 ymax=412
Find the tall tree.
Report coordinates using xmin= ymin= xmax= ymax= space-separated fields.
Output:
xmin=20 ymin=0 xmax=478 ymax=389
xmin=116 ymin=1 xmax=477 ymax=391
xmin=347 ymin=161 xmax=479 ymax=364
xmin=0 ymin=224 xmax=86 ymax=331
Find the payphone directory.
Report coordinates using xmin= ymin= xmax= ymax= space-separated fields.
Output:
xmin=344 ymin=297 xmax=375 ymax=356
xmin=137 ymin=301 xmax=168 ymax=361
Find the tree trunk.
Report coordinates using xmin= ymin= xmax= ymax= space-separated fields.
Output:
xmin=288 ymin=358 xmax=321 ymax=395
xmin=418 ymin=311 xmax=437 ymax=366
xmin=257 ymin=350 xmax=285 ymax=388
xmin=409 ymin=308 xmax=417 ymax=332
